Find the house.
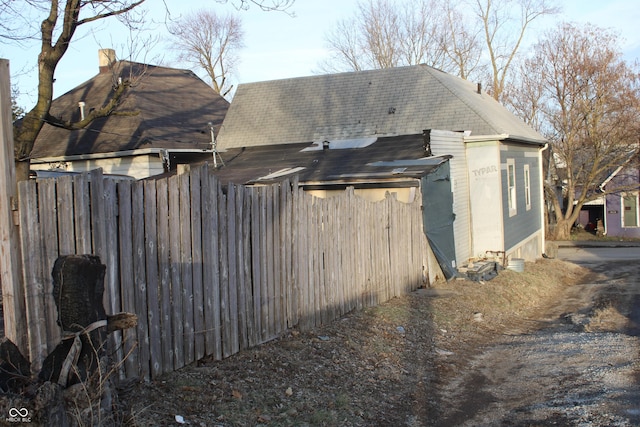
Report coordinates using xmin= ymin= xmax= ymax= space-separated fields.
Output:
xmin=599 ymin=165 xmax=640 ymax=238
xmin=215 ymin=64 xmax=548 ymax=266
xmin=29 ymin=49 xmax=229 ymax=179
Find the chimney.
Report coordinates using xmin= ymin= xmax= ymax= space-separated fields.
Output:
xmin=98 ymin=49 xmax=116 ymax=73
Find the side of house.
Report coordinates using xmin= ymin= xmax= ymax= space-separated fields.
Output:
xmin=604 ymin=165 xmax=640 ymax=238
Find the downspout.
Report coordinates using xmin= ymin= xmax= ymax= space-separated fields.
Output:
xmin=540 ymin=143 xmax=549 ymax=256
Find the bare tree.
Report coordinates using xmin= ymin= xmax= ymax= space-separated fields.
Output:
xmin=320 ymin=0 xmax=556 ymax=90
xmin=8 ymin=0 xmax=147 ymax=180
xmin=514 ymin=23 xmax=640 ymax=239
xmin=169 ymin=10 xmax=244 ymax=99
xmin=5 ymin=0 xmax=294 ymax=180
xmin=320 ymin=0 xmax=451 ymax=73
xmin=473 ymin=0 xmax=559 ymax=101
xmin=439 ymin=1 xmax=484 ymax=80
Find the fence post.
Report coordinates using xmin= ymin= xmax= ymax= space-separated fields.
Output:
xmin=0 ymin=59 xmax=27 ymax=354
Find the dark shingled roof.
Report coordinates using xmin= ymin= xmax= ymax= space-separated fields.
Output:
xmin=216 ymin=64 xmax=545 ymax=150
xmin=212 ymin=133 xmax=451 ymax=187
xmin=30 ymin=61 xmax=229 ymax=159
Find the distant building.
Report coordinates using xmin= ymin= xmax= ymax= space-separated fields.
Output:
xmin=29 ymin=49 xmax=228 ymax=179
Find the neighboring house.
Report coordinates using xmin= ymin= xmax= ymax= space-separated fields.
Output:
xmin=29 ymin=49 xmax=229 ymax=179
xmin=601 ymin=165 xmax=640 ymax=238
xmin=215 ymin=64 xmax=548 ymax=266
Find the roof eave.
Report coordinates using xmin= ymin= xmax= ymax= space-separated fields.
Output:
xmin=31 ymin=148 xmax=214 ymax=163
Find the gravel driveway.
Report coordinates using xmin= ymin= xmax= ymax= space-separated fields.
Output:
xmin=433 ymin=247 xmax=640 ymax=426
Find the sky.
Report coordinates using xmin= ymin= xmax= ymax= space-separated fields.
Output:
xmin=2 ymin=0 xmax=640 ymax=110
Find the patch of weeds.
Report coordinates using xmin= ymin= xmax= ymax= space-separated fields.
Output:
xmin=309 ymin=408 xmax=336 ymax=425
xmin=334 ymin=392 xmax=350 ymax=409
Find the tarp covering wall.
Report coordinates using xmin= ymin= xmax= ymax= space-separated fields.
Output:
xmin=421 ymin=161 xmax=459 ymax=280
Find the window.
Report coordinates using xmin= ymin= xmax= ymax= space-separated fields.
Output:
xmin=507 ymin=159 xmax=517 ymax=217
xmin=524 ymin=164 xmax=531 ymax=211
xmin=622 ymin=192 xmax=639 ymax=227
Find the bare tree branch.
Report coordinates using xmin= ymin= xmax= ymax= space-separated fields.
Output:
xmin=168 ymin=9 xmax=244 ymax=99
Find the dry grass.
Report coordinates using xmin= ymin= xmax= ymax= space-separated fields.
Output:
xmin=125 ymin=258 xmax=591 ymax=426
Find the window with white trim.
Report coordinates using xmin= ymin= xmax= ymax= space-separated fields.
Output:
xmin=507 ymin=159 xmax=517 ymax=217
xmin=622 ymin=192 xmax=639 ymax=227
xmin=524 ymin=164 xmax=531 ymax=211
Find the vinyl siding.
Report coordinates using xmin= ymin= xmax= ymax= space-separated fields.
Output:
xmin=500 ymin=145 xmax=542 ymax=251
xmin=429 ymin=130 xmax=471 ymax=265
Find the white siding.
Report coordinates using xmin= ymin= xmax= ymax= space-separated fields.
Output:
xmin=466 ymin=141 xmax=504 ymax=256
xmin=429 ymin=130 xmax=471 ymax=265
xmin=31 ymin=154 xmax=165 ymax=180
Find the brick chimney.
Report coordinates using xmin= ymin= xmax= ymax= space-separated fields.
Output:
xmin=98 ymin=49 xmax=116 ymax=73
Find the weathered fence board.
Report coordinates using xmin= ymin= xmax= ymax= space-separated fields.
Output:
xmin=117 ymin=182 xmax=137 ymax=379
xmin=13 ymin=166 xmax=437 ymax=381
xmin=35 ymin=179 xmax=60 ymax=351
xmin=168 ymin=175 xmax=184 ymax=369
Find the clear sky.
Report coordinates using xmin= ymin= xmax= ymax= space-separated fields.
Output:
xmin=2 ymin=0 xmax=639 ymax=109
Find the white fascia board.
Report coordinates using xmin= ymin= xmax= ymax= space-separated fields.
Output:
xmin=31 ymin=147 xmax=214 ymax=163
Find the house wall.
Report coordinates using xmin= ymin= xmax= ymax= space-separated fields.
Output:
xmin=306 ymin=187 xmax=417 ymax=203
xmin=466 ymin=141 xmax=503 ymax=257
xmin=604 ymin=166 xmax=640 ymax=238
xmin=500 ymin=144 xmax=543 ymax=260
xmin=31 ymin=154 xmax=165 ymax=180
xmin=429 ymin=130 xmax=471 ymax=266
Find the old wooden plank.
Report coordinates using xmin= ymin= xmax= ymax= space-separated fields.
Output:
xmin=18 ymin=180 xmax=48 ymax=372
xmin=271 ymin=184 xmax=283 ymax=334
xmin=179 ymin=172 xmax=195 ymax=365
xmin=89 ymin=169 xmax=107 ymax=265
xmin=144 ymin=180 xmax=162 ymax=378
xmin=280 ymin=181 xmax=292 ymax=329
xmin=73 ymin=174 xmax=92 ymax=254
xmin=249 ymin=187 xmax=262 ymax=346
xmin=264 ymin=186 xmax=278 ymax=339
xmin=168 ymin=175 xmax=184 ymax=369
xmin=0 ymin=59 xmax=26 ymax=354
xmin=102 ymin=178 xmax=124 ymax=379
xmin=36 ymin=179 xmax=62 ymax=352
xmin=201 ymin=168 xmax=221 ymax=359
xmin=241 ymin=186 xmax=253 ymax=349
xmin=258 ymin=187 xmax=269 ymax=340
xmin=226 ymin=183 xmax=239 ymax=355
xmin=155 ymin=177 xmax=173 ymax=374
xmin=132 ymin=181 xmax=150 ymax=380
xmin=306 ymin=195 xmax=316 ymax=329
xmin=288 ymin=181 xmax=300 ymax=328
xmin=235 ymin=184 xmax=248 ymax=351
xmin=280 ymin=180 xmax=291 ymax=329
xmin=190 ymin=167 xmax=205 ymax=361
xmin=117 ymin=181 xmax=138 ymax=379
xmin=218 ymin=182 xmax=231 ymax=357
xmin=56 ymin=176 xmax=75 ymax=255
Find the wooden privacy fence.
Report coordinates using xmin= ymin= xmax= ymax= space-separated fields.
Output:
xmin=14 ymin=165 xmax=434 ymax=380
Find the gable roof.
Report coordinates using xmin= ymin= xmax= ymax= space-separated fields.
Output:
xmin=212 ymin=133 xmax=450 ymax=188
xmin=30 ymin=60 xmax=229 ymax=159
xmin=216 ymin=64 xmax=545 ymax=150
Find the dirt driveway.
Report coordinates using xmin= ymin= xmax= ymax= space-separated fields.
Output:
xmin=433 ymin=247 xmax=640 ymax=426
xmin=125 ymin=252 xmax=640 ymax=426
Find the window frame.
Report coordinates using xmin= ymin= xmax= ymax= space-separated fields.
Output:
xmin=523 ymin=164 xmax=531 ymax=211
xmin=507 ymin=158 xmax=517 ymax=217
xmin=621 ymin=192 xmax=639 ymax=228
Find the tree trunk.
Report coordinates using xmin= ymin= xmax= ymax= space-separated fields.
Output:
xmin=553 ymin=217 xmax=573 ymax=240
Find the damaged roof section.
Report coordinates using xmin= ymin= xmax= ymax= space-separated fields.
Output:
xmin=212 ymin=133 xmax=451 ymax=189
